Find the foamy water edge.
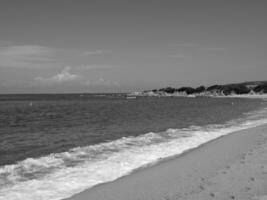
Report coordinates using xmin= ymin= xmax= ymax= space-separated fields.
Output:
xmin=1 ymin=106 xmax=267 ymax=200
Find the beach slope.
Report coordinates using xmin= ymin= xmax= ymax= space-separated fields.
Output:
xmin=67 ymin=124 xmax=267 ymax=200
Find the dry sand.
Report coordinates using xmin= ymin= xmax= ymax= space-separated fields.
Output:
xmin=66 ymin=124 xmax=267 ymax=200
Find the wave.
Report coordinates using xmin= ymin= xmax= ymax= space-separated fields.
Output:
xmin=1 ymin=106 xmax=267 ymax=200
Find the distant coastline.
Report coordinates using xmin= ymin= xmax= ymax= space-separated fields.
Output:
xmin=129 ymin=81 xmax=267 ymax=97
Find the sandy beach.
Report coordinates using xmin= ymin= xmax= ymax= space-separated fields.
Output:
xmin=66 ymin=123 xmax=267 ymax=200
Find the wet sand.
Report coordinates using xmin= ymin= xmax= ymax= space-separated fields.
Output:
xmin=66 ymin=124 xmax=267 ymax=200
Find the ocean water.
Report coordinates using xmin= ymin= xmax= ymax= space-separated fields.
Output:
xmin=0 ymin=94 xmax=267 ymax=200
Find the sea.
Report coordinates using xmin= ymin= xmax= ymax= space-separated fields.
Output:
xmin=0 ymin=94 xmax=267 ymax=200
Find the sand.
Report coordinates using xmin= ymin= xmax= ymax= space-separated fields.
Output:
xmin=66 ymin=124 xmax=267 ymax=200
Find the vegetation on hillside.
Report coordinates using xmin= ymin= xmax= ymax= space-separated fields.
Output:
xmin=143 ymin=81 xmax=267 ymax=96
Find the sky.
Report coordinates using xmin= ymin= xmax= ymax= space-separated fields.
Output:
xmin=0 ymin=0 xmax=266 ymax=93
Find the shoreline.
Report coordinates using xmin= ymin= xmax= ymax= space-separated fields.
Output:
xmin=66 ymin=123 xmax=267 ymax=200
xmin=215 ymin=94 xmax=267 ymax=99
xmin=128 ymin=93 xmax=267 ymax=99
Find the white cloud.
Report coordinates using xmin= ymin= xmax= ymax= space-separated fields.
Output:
xmin=34 ymin=65 xmax=120 ymax=87
xmin=0 ymin=45 xmax=50 ymax=56
xmin=0 ymin=45 xmax=57 ymax=68
xmin=35 ymin=66 xmax=81 ymax=84
xmin=0 ymin=44 xmax=115 ymax=69
xmin=82 ymin=50 xmax=111 ymax=56
xmin=85 ymin=78 xmax=120 ymax=87
xmin=196 ymin=47 xmax=225 ymax=51
xmin=169 ymin=43 xmax=224 ymax=51
xmin=79 ymin=64 xmax=120 ymax=70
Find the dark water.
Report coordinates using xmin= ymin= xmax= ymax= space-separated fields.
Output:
xmin=0 ymin=94 xmax=264 ymax=166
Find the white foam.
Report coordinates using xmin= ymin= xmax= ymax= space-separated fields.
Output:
xmin=1 ymin=107 xmax=267 ymax=200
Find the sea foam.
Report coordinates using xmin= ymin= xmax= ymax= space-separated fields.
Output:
xmin=1 ymin=107 xmax=267 ymax=200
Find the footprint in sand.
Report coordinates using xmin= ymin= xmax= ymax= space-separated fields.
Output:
xmin=199 ymin=184 xmax=204 ymax=190
xmin=209 ymin=192 xmax=215 ymax=197
xmin=250 ymin=177 xmax=255 ymax=181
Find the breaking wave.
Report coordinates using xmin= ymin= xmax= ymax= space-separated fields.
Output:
xmin=1 ymin=106 xmax=267 ymax=200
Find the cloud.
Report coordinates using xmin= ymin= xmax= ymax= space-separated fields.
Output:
xmin=85 ymin=78 xmax=120 ymax=87
xmin=95 ymin=78 xmax=120 ymax=86
xmin=0 ymin=45 xmax=50 ymax=57
xmin=34 ymin=65 xmax=121 ymax=87
xmin=82 ymin=50 xmax=111 ymax=56
xmin=0 ymin=44 xmax=115 ymax=69
xmin=79 ymin=64 xmax=120 ymax=70
xmin=0 ymin=45 xmax=58 ymax=68
xmin=35 ymin=66 xmax=81 ymax=84
xmin=196 ymin=47 xmax=225 ymax=51
xmin=169 ymin=43 xmax=224 ymax=51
